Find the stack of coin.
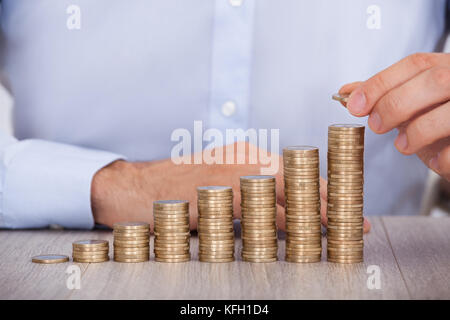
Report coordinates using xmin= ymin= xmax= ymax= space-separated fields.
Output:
xmin=72 ymin=240 xmax=109 ymax=263
xmin=283 ymin=146 xmax=322 ymax=263
xmin=113 ymin=222 xmax=150 ymax=263
xmin=197 ymin=186 xmax=235 ymax=263
xmin=240 ymin=176 xmax=278 ymax=263
xmin=327 ymin=124 xmax=365 ymax=263
xmin=153 ymin=200 xmax=190 ymax=263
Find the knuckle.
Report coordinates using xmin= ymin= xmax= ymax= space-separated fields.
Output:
xmin=382 ymin=92 xmax=403 ymax=118
xmin=372 ymin=73 xmax=391 ymax=93
xmin=408 ymin=53 xmax=434 ymax=70
xmin=407 ymin=120 xmax=431 ymax=149
xmin=430 ymin=66 xmax=450 ymax=88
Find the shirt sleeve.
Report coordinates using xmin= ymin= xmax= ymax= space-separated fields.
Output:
xmin=0 ymin=130 xmax=124 ymax=229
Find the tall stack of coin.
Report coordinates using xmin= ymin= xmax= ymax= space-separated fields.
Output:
xmin=197 ymin=186 xmax=235 ymax=263
xmin=72 ymin=240 xmax=109 ymax=263
xmin=327 ymin=124 xmax=365 ymax=263
xmin=240 ymin=176 xmax=278 ymax=262
xmin=283 ymin=146 xmax=322 ymax=263
xmin=153 ymin=200 xmax=190 ymax=263
xmin=113 ymin=222 xmax=150 ymax=263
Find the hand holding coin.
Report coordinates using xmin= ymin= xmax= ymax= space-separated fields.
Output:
xmin=338 ymin=53 xmax=450 ymax=181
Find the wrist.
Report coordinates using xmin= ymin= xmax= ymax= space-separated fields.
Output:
xmin=91 ymin=160 xmax=140 ymax=226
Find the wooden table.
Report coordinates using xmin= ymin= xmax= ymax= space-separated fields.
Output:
xmin=0 ymin=217 xmax=449 ymax=300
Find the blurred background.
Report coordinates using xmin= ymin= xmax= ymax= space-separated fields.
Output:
xmin=0 ymin=37 xmax=449 ymax=218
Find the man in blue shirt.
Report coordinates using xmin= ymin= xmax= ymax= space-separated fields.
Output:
xmin=0 ymin=0 xmax=448 ymax=231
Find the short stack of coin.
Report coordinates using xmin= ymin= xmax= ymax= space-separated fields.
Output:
xmin=113 ymin=222 xmax=150 ymax=263
xmin=283 ymin=146 xmax=322 ymax=263
xmin=327 ymin=124 xmax=365 ymax=263
xmin=197 ymin=186 xmax=235 ymax=263
xmin=153 ymin=200 xmax=191 ymax=263
xmin=72 ymin=240 xmax=109 ymax=263
xmin=240 ymin=176 xmax=278 ymax=263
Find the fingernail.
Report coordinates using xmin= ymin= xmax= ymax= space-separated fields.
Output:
xmin=347 ymin=88 xmax=366 ymax=115
xmin=368 ymin=112 xmax=382 ymax=132
xmin=394 ymin=131 xmax=408 ymax=151
xmin=429 ymin=154 xmax=440 ymax=172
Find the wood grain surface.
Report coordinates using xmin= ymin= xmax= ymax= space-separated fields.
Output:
xmin=381 ymin=216 xmax=450 ymax=299
xmin=0 ymin=217 xmax=448 ymax=299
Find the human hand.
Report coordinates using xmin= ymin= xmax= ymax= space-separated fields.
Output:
xmin=339 ymin=53 xmax=450 ymax=181
xmin=91 ymin=142 xmax=284 ymax=230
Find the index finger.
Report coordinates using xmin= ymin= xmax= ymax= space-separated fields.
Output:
xmin=344 ymin=53 xmax=443 ymax=116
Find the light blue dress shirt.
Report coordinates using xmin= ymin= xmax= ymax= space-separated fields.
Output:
xmin=0 ymin=0 xmax=448 ymax=228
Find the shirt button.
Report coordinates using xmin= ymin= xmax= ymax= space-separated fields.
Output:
xmin=221 ymin=101 xmax=236 ymax=117
xmin=229 ymin=0 xmax=243 ymax=7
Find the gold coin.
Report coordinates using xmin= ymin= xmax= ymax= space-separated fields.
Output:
xmin=327 ymin=252 xmax=363 ymax=259
xmin=113 ymin=230 xmax=151 ymax=237
xmin=240 ymin=175 xmax=275 ymax=181
xmin=72 ymin=246 xmax=109 ymax=252
xmin=73 ymin=257 xmax=109 ymax=263
xmin=114 ymin=246 xmax=150 ymax=251
xmin=113 ymin=222 xmax=149 ymax=230
xmin=241 ymin=234 xmax=278 ymax=240
xmin=155 ymin=257 xmax=190 ymax=263
xmin=331 ymin=93 xmax=349 ymax=105
xmin=31 ymin=254 xmax=70 ymax=264
xmin=114 ymin=257 xmax=149 ymax=263
xmin=113 ymin=236 xmax=150 ymax=242
xmin=154 ymin=209 xmax=189 ymax=214
xmin=285 ymin=256 xmax=321 ymax=263
xmin=199 ymin=257 xmax=234 ymax=263
xmin=242 ymin=256 xmax=277 ymax=263
xmin=198 ymin=217 xmax=233 ymax=222
xmin=242 ymin=244 xmax=278 ymax=249
xmin=240 ymin=185 xmax=276 ymax=190
xmin=73 ymin=240 xmax=109 ymax=247
xmin=154 ymin=253 xmax=190 ymax=259
xmin=72 ymin=251 xmax=109 ymax=257
xmin=198 ymin=250 xmax=235 ymax=255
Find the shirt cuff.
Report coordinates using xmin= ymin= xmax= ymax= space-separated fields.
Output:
xmin=1 ymin=139 xmax=124 ymax=229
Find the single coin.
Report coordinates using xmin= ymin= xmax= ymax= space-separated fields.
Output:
xmin=72 ymin=251 xmax=110 ymax=257
xmin=113 ymin=222 xmax=149 ymax=230
xmin=154 ymin=252 xmax=190 ymax=258
xmin=72 ymin=245 xmax=110 ymax=252
xmin=241 ymin=256 xmax=277 ymax=263
xmin=114 ymin=257 xmax=149 ymax=263
xmin=199 ymin=257 xmax=235 ymax=263
xmin=285 ymin=256 xmax=321 ymax=263
xmin=331 ymin=93 xmax=349 ymax=105
xmin=155 ymin=257 xmax=190 ymax=263
xmin=73 ymin=240 xmax=109 ymax=247
xmin=32 ymin=254 xmax=70 ymax=264
xmin=73 ymin=257 xmax=109 ymax=263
